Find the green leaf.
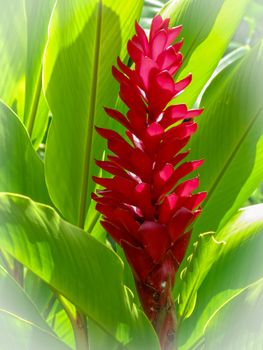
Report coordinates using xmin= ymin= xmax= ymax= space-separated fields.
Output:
xmin=219 ymin=134 xmax=263 ymax=229
xmin=43 ymin=0 xmax=143 ymax=227
xmin=189 ymin=41 xmax=263 ymax=243
xmin=46 ymin=306 xmax=75 ymax=349
xmin=0 ymin=193 xmax=159 ymax=350
xmin=174 ymin=233 xmax=225 ymax=321
xmin=0 ymin=309 xmax=71 ymax=350
xmin=161 ymin=0 xmax=250 ymax=107
xmin=197 ymin=45 xmax=250 ymax=105
xmin=0 ymin=0 xmax=26 ymax=116
xmin=0 ymin=101 xmax=50 ymax=204
xmin=23 ymin=0 xmax=55 ymax=147
xmin=0 ymin=266 xmax=50 ymax=331
xmin=0 ymin=266 xmax=70 ymax=349
xmin=24 ymin=271 xmax=54 ymax=317
xmin=177 ymin=204 xmax=263 ymax=349
xmin=204 ymin=278 xmax=263 ymax=349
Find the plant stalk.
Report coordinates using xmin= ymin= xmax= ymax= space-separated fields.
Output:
xmin=154 ymin=291 xmax=177 ymax=350
xmin=13 ymin=259 xmax=24 ymax=287
xmin=74 ymin=311 xmax=89 ymax=350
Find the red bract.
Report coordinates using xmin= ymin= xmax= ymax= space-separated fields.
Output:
xmin=93 ymin=15 xmax=206 ymax=349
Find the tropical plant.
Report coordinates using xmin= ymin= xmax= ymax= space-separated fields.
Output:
xmin=0 ymin=0 xmax=263 ymax=349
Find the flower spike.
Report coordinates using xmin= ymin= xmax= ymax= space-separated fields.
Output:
xmin=93 ymin=15 xmax=206 ymax=349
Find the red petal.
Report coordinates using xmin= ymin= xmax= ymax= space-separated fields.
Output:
xmin=171 ymin=231 xmax=191 ymax=264
xmin=127 ymin=39 xmax=143 ymax=63
xmin=129 ymin=148 xmax=153 ymax=181
xmin=117 ymin=57 xmax=134 ymax=79
xmin=150 ymin=15 xmax=163 ymax=41
xmin=101 ymin=220 xmax=133 ymax=245
xmin=104 ymin=107 xmax=129 ymax=128
xmin=119 ymin=83 xmax=146 ymax=112
xmin=161 ymin=104 xmax=188 ymax=128
xmin=153 ymin=163 xmax=174 ymax=190
xmin=172 ymin=39 xmax=184 ymax=52
xmin=156 ymin=136 xmax=190 ymax=168
xmin=186 ymin=108 xmax=204 ymax=119
xmin=170 ymin=150 xmax=190 ymax=167
xmin=174 ymin=74 xmax=192 ymax=96
xmin=167 ymin=26 xmax=182 ymax=45
xmin=112 ymin=207 xmax=140 ymax=239
xmin=143 ymin=122 xmax=164 ymax=152
xmin=121 ymin=240 xmax=154 ymax=281
xmin=135 ymin=21 xmax=150 ymax=55
xmin=127 ymin=109 xmax=147 ymax=137
xmin=139 ymin=221 xmax=170 ymax=262
xmin=165 ymin=122 xmax=197 ymax=140
xmin=160 ymin=160 xmax=204 ymax=197
xmin=158 ymin=193 xmax=179 ymax=224
xmin=151 ymin=29 xmax=167 ymax=60
xmin=149 ymin=71 xmax=175 ymax=116
xmin=95 ymin=160 xmax=128 ymax=178
xmin=168 ymin=207 xmax=194 ymax=241
xmin=135 ymin=183 xmax=155 ymax=219
xmin=147 ymin=251 xmax=177 ymax=291
xmin=112 ymin=65 xmax=129 ymax=85
xmin=184 ymin=192 xmax=207 ymax=210
xmin=137 ymin=57 xmax=159 ymax=91
xmin=175 ymin=177 xmax=200 ymax=196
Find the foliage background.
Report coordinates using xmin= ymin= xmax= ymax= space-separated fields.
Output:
xmin=0 ymin=0 xmax=263 ymax=349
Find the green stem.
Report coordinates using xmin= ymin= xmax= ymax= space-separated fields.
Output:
xmin=74 ymin=311 xmax=89 ymax=350
xmin=78 ymin=0 xmax=102 ymax=228
xmin=26 ymin=66 xmax=42 ymax=137
xmin=13 ymin=259 xmax=24 ymax=287
xmin=155 ymin=291 xmax=177 ymax=350
xmin=43 ymin=293 xmax=57 ymax=320
xmin=59 ymin=295 xmax=89 ymax=350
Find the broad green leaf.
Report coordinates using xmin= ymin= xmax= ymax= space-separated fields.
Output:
xmin=177 ymin=204 xmax=263 ymax=349
xmin=0 ymin=266 xmax=70 ymax=349
xmin=174 ymin=233 xmax=225 ymax=321
xmin=161 ymin=0 xmax=250 ymax=107
xmin=0 ymin=193 xmax=159 ymax=350
xmin=189 ymin=41 xmax=263 ymax=243
xmin=24 ymin=271 xmax=54 ymax=317
xmin=204 ymin=278 xmax=263 ymax=349
xmin=0 ymin=266 xmax=50 ymax=331
xmin=196 ymin=45 xmax=250 ymax=106
xmin=89 ymin=318 xmax=119 ymax=350
xmin=117 ymin=246 xmax=140 ymax=306
xmin=0 ymin=101 xmax=50 ymax=204
xmin=0 ymin=0 xmax=26 ymax=116
xmin=23 ymin=0 xmax=55 ymax=147
xmin=47 ymin=306 xmax=75 ymax=349
xmin=43 ymin=0 xmax=143 ymax=227
xmin=0 ymin=309 xmax=70 ymax=350
xmin=219 ymin=134 xmax=263 ymax=229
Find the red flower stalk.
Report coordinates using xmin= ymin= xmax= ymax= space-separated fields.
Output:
xmin=93 ymin=15 xmax=206 ymax=349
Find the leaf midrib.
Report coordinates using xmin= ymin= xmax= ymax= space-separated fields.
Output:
xmin=205 ymin=106 xmax=263 ymax=205
xmin=78 ymin=0 xmax=102 ymax=228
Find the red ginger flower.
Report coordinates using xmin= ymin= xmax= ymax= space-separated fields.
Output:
xmin=93 ymin=15 xmax=206 ymax=349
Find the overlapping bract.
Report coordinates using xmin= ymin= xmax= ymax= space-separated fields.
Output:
xmin=93 ymin=15 xmax=206 ymax=324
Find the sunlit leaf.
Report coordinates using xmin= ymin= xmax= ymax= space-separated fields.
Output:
xmin=23 ymin=0 xmax=55 ymax=147
xmin=0 ymin=0 xmax=26 ymax=116
xmin=0 ymin=101 xmax=50 ymax=204
xmin=0 ymin=193 xmax=159 ymax=350
xmin=161 ymin=0 xmax=250 ymax=107
xmin=189 ymin=41 xmax=263 ymax=242
xmin=43 ymin=0 xmax=143 ymax=227
xmin=177 ymin=204 xmax=263 ymax=349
